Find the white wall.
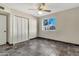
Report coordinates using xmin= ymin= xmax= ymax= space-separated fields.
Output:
xmin=38 ymin=7 xmax=79 ymax=44
xmin=29 ymin=19 xmax=37 ymax=39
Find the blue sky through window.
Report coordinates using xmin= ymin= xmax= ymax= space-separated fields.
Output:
xmin=48 ymin=16 xmax=56 ymax=26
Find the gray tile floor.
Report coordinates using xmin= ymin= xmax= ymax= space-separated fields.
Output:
xmin=0 ymin=38 xmax=79 ymax=56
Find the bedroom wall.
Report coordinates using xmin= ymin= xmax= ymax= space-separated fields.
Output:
xmin=38 ymin=7 xmax=79 ymax=44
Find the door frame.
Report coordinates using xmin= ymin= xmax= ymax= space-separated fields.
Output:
xmin=0 ymin=12 xmax=9 ymax=44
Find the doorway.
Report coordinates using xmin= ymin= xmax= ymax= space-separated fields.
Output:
xmin=0 ymin=14 xmax=7 ymax=45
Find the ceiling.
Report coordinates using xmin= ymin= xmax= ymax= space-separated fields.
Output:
xmin=4 ymin=3 xmax=79 ymax=17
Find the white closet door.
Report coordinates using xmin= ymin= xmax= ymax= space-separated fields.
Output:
xmin=22 ymin=18 xmax=28 ymax=41
xmin=0 ymin=15 xmax=6 ymax=45
xmin=24 ymin=18 xmax=28 ymax=40
xmin=17 ymin=16 xmax=22 ymax=43
xmin=12 ymin=16 xmax=18 ymax=43
xmin=21 ymin=18 xmax=25 ymax=41
xmin=29 ymin=19 xmax=37 ymax=39
xmin=12 ymin=15 xmax=29 ymax=44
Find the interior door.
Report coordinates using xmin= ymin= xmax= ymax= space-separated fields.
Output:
xmin=0 ymin=14 xmax=7 ymax=45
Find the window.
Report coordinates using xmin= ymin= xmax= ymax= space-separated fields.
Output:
xmin=42 ymin=16 xmax=57 ymax=31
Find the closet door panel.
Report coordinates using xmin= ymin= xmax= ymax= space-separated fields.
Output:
xmin=25 ymin=19 xmax=28 ymax=40
xmin=17 ymin=17 xmax=22 ymax=43
xmin=21 ymin=18 xmax=25 ymax=41
xmin=9 ymin=15 xmax=13 ymax=44
xmin=22 ymin=18 xmax=28 ymax=41
xmin=12 ymin=16 xmax=18 ymax=43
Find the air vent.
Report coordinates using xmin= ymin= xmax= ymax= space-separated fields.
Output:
xmin=0 ymin=6 xmax=5 ymax=10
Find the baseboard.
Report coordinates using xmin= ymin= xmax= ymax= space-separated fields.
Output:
xmin=36 ymin=37 xmax=79 ymax=46
xmin=30 ymin=37 xmax=38 ymax=40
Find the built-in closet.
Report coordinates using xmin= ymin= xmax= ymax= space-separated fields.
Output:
xmin=12 ymin=15 xmax=28 ymax=44
xmin=9 ymin=15 xmax=37 ymax=44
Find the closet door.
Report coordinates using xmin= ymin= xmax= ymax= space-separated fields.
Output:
xmin=17 ymin=16 xmax=22 ymax=43
xmin=12 ymin=15 xmax=29 ymax=44
xmin=12 ymin=16 xmax=18 ymax=44
xmin=21 ymin=18 xmax=25 ymax=42
xmin=25 ymin=18 xmax=28 ymax=40
xmin=21 ymin=18 xmax=28 ymax=42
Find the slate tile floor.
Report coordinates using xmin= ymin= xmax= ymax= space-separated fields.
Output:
xmin=0 ymin=38 xmax=79 ymax=56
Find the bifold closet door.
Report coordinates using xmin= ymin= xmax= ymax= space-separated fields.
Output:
xmin=12 ymin=16 xmax=28 ymax=44
xmin=17 ymin=17 xmax=22 ymax=43
xmin=21 ymin=18 xmax=28 ymax=42
xmin=12 ymin=16 xmax=18 ymax=43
